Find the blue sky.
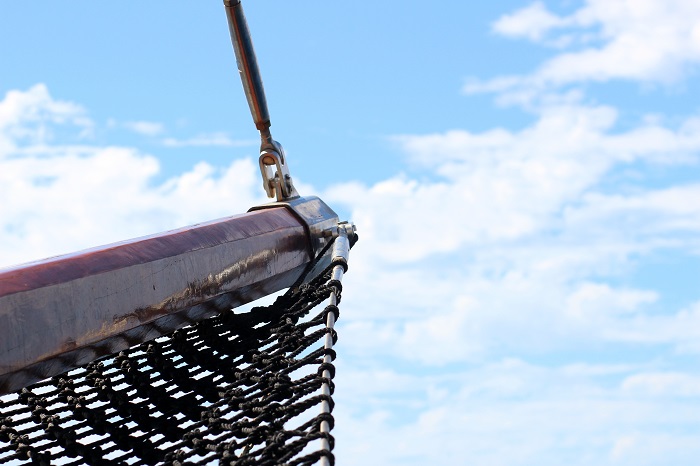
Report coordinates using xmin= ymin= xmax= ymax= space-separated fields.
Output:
xmin=1 ymin=1 xmax=700 ymax=465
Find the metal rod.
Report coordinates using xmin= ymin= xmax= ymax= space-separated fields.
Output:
xmin=0 ymin=197 xmax=339 ymax=394
xmin=224 ymin=0 xmax=271 ymax=138
xmin=319 ymin=230 xmax=350 ymax=466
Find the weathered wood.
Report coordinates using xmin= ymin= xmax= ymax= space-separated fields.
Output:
xmin=0 ymin=198 xmax=338 ymax=393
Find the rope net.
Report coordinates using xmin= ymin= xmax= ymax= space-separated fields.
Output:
xmin=0 ymin=242 xmax=351 ymax=466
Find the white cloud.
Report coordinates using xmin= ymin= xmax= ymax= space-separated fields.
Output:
xmin=327 ymin=103 xmax=700 ymax=267
xmin=603 ymin=300 xmax=700 ymax=349
xmin=334 ymin=360 xmax=700 ymax=466
xmin=566 ymin=185 xmax=700 ymax=237
xmin=123 ymin=120 xmax=165 ymax=136
xmin=622 ymin=371 xmax=700 ymax=397
xmin=0 ymin=87 xmax=265 ymax=268
xmin=324 ymin=99 xmax=700 ymax=366
xmin=161 ymin=132 xmax=254 ymax=148
xmin=565 ymin=282 xmax=658 ymax=319
xmin=0 ymin=84 xmax=92 ymax=153
xmin=492 ymin=1 xmax=569 ymax=42
xmin=321 ymin=31 xmax=700 ymax=453
xmin=339 ymin=261 xmax=679 ymax=365
xmin=467 ymin=0 xmax=700 ymax=101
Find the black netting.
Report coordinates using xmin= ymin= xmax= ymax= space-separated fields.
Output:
xmin=0 ymin=258 xmax=345 ymax=466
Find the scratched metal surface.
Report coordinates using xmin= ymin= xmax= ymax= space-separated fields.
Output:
xmin=0 ymin=206 xmax=327 ymax=393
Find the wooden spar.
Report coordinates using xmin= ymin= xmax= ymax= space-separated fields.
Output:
xmin=0 ymin=196 xmax=339 ymax=394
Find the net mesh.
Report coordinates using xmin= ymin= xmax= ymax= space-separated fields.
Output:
xmin=0 ymin=251 xmax=347 ymax=466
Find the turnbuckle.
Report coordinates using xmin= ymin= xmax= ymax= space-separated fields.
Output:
xmin=224 ymin=0 xmax=299 ymax=201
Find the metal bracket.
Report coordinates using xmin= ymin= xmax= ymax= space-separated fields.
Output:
xmin=250 ymin=197 xmax=351 ymax=286
xmin=249 ymin=196 xmax=339 ymax=258
xmin=325 ymin=221 xmax=355 ymax=274
xmin=322 ymin=221 xmax=357 ymax=240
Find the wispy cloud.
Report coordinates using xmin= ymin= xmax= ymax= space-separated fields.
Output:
xmin=334 ymin=359 xmax=700 ymax=465
xmin=465 ymin=0 xmax=700 ymax=104
xmin=492 ymin=1 xmax=570 ymax=42
xmin=110 ymin=119 xmax=253 ymax=147
xmin=123 ymin=120 xmax=165 ymax=136
xmin=161 ymin=132 xmax=255 ymax=148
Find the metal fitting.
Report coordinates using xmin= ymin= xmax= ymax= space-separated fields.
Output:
xmin=258 ymin=140 xmax=299 ymax=201
xmin=322 ymin=221 xmax=357 ymax=239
